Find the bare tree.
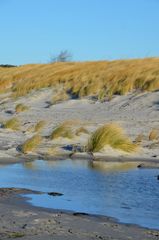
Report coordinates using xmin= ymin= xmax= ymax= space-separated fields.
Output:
xmin=50 ymin=50 xmax=72 ymax=62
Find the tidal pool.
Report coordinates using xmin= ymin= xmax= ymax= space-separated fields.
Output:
xmin=0 ymin=159 xmax=158 ymax=229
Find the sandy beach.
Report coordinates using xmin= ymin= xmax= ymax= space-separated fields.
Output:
xmin=0 ymin=80 xmax=159 ymax=240
xmin=0 ymin=188 xmax=158 ymax=240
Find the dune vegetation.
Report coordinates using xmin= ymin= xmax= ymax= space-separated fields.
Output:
xmin=52 ymin=89 xmax=70 ymax=104
xmin=87 ymin=123 xmax=137 ymax=153
xmin=149 ymin=129 xmax=159 ymax=141
xmin=21 ymin=135 xmax=42 ymax=153
xmin=15 ymin=103 xmax=28 ymax=113
xmin=50 ymin=121 xmax=75 ymax=140
xmin=135 ymin=134 xmax=144 ymax=144
xmin=34 ymin=120 xmax=46 ymax=132
xmin=4 ymin=117 xmax=20 ymax=130
xmin=75 ymin=127 xmax=89 ymax=136
xmin=0 ymin=58 xmax=159 ymax=100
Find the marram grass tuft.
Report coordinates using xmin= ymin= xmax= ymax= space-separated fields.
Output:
xmin=34 ymin=120 xmax=46 ymax=132
xmin=50 ymin=121 xmax=74 ymax=140
xmin=15 ymin=103 xmax=28 ymax=113
xmin=21 ymin=135 xmax=42 ymax=153
xmin=4 ymin=117 xmax=20 ymax=130
xmin=87 ymin=123 xmax=137 ymax=153
xmin=149 ymin=129 xmax=159 ymax=141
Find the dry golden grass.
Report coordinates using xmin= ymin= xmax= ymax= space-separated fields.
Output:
xmin=50 ymin=121 xmax=74 ymax=140
xmin=135 ymin=134 xmax=144 ymax=144
xmin=4 ymin=117 xmax=20 ymax=130
xmin=34 ymin=120 xmax=46 ymax=132
xmin=52 ymin=89 xmax=69 ymax=104
xmin=21 ymin=135 xmax=42 ymax=153
xmin=87 ymin=123 xmax=137 ymax=153
xmin=149 ymin=129 xmax=159 ymax=141
xmin=75 ymin=127 xmax=89 ymax=136
xmin=26 ymin=125 xmax=35 ymax=133
xmin=15 ymin=103 xmax=28 ymax=113
xmin=0 ymin=58 xmax=159 ymax=99
xmin=47 ymin=146 xmax=61 ymax=156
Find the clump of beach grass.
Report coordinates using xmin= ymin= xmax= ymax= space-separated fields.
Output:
xmin=26 ymin=125 xmax=35 ymax=133
xmin=4 ymin=117 xmax=20 ymax=130
xmin=75 ymin=127 xmax=89 ymax=136
xmin=87 ymin=123 xmax=137 ymax=153
xmin=135 ymin=134 xmax=144 ymax=144
xmin=47 ymin=146 xmax=61 ymax=156
xmin=34 ymin=120 xmax=46 ymax=132
xmin=21 ymin=135 xmax=42 ymax=153
xmin=9 ymin=232 xmax=25 ymax=238
xmin=149 ymin=129 xmax=159 ymax=141
xmin=15 ymin=103 xmax=28 ymax=113
xmin=52 ymin=90 xmax=69 ymax=104
xmin=50 ymin=121 xmax=75 ymax=140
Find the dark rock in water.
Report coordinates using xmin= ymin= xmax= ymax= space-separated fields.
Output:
xmin=73 ymin=212 xmax=89 ymax=216
xmin=152 ymin=155 xmax=157 ymax=158
xmin=157 ymin=175 xmax=159 ymax=180
xmin=48 ymin=192 xmax=63 ymax=196
xmin=137 ymin=164 xmax=143 ymax=168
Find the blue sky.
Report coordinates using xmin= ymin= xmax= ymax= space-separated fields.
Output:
xmin=0 ymin=0 xmax=159 ymax=65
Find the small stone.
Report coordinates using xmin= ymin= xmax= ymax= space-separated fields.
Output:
xmin=48 ymin=192 xmax=63 ymax=196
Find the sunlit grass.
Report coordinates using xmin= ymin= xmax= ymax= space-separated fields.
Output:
xmin=21 ymin=135 xmax=42 ymax=153
xmin=149 ymin=129 xmax=159 ymax=141
xmin=75 ymin=127 xmax=89 ymax=136
xmin=34 ymin=120 xmax=46 ymax=132
xmin=4 ymin=117 xmax=20 ymax=130
xmin=87 ymin=123 xmax=137 ymax=153
xmin=9 ymin=232 xmax=25 ymax=238
xmin=47 ymin=146 xmax=61 ymax=156
xmin=0 ymin=58 xmax=159 ymax=99
xmin=15 ymin=103 xmax=28 ymax=113
xmin=135 ymin=134 xmax=144 ymax=144
xmin=52 ymin=89 xmax=69 ymax=104
xmin=50 ymin=121 xmax=74 ymax=140
xmin=26 ymin=125 xmax=35 ymax=133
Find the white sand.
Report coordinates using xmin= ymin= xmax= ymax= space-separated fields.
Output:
xmin=0 ymin=88 xmax=159 ymax=164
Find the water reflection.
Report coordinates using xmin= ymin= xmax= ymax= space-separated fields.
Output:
xmin=22 ymin=159 xmax=92 ymax=171
xmin=23 ymin=162 xmax=37 ymax=170
xmin=22 ymin=160 xmax=138 ymax=173
xmin=90 ymin=161 xmax=138 ymax=172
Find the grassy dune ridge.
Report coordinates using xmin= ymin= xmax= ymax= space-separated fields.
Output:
xmin=0 ymin=58 xmax=159 ymax=98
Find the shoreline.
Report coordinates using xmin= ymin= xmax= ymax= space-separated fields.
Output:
xmin=0 ymin=187 xmax=158 ymax=240
xmin=1 ymin=152 xmax=159 ymax=169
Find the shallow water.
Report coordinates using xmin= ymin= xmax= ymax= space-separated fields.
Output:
xmin=0 ymin=159 xmax=159 ymax=229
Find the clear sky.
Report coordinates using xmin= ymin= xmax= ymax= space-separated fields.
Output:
xmin=0 ymin=0 xmax=159 ymax=65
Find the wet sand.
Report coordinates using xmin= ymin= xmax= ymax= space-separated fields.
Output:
xmin=0 ymin=188 xmax=158 ymax=240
